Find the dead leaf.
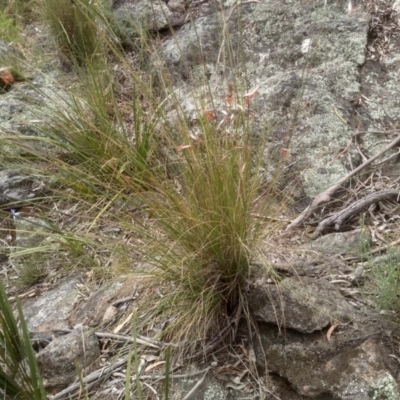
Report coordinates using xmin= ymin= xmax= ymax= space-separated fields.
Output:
xmin=243 ymin=85 xmax=259 ymax=104
xmin=102 ymin=305 xmax=118 ymax=323
xmin=176 ymin=145 xmax=194 ymax=151
xmin=141 ymin=354 xmax=159 ymax=363
xmin=203 ymin=109 xmax=215 ymax=119
xmin=113 ymin=310 xmax=134 ymax=333
xmin=231 ymin=370 xmax=247 ymax=384
xmin=327 ymin=324 xmax=337 ymax=341
xmin=226 ymin=382 xmax=246 ymax=390
xmin=247 ymin=345 xmax=257 ymax=376
xmin=144 ymin=361 xmax=165 ymax=373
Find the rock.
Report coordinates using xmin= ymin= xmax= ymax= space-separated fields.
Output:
xmin=37 ymin=326 xmax=100 ymax=393
xmin=357 ymin=3 xmax=400 ymax=157
xmin=9 ymin=213 xmax=62 ymax=282
xmin=248 ymin=277 xmax=359 ymax=333
xmin=29 ymin=330 xmax=54 ymax=351
xmin=307 ymin=229 xmax=371 ymax=256
xmin=324 ymin=339 xmax=399 ymax=399
xmin=153 ymin=0 xmax=371 ymax=198
xmin=114 ymin=0 xmax=185 ymax=36
xmin=13 ymin=215 xmax=53 ymax=248
xmin=0 ymin=46 xmax=69 ymax=159
xmin=0 ymin=40 xmax=24 ymax=66
xmin=167 ymin=0 xmax=185 ymax=15
xmin=171 ymin=365 xmax=235 ymax=400
xmin=69 ymin=275 xmax=137 ymax=327
xmin=263 ymin=336 xmax=399 ymax=399
xmin=23 ymin=277 xmax=80 ymax=331
xmin=0 ymin=169 xmax=46 ymax=207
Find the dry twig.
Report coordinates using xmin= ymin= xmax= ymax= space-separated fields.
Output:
xmin=314 ymin=189 xmax=400 ymax=237
xmin=288 ymin=133 xmax=400 ymax=229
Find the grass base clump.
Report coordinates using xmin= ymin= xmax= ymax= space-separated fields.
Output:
xmin=41 ymin=0 xmax=103 ymax=66
xmin=143 ymin=120 xmax=262 ymax=342
xmin=1 ymin=5 xmax=284 ymax=352
xmin=369 ymin=248 xmax=400 ymax=314
xmin=33 ymin=73 xmax=276 ymax=346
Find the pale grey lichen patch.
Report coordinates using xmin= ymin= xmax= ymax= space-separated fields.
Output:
xmin=304 ymin=161 xmax=348 ymax=198
xmin=372 ymin=374 xmax=399 ymax=400
xmin=361 ymin=65 xmax=400 ymax=154
xmin=114 ymin=0 xmax=185 ymax=33
xmin=341 ymin=379 xmax=369 ymax=397
xmin=203 ymin=381 xmax=228 ymax=400
xmin=336 ymin=374 xmax=398 ymax=400
xmin=0 ymin=60 xmax=72 ymax=159
xmin=155 ymin=0 xmax=369 ymax=196
xmin=384 ymin=52 xmax=400 ymax=64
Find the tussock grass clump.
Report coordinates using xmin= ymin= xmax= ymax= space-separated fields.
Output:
xmin=0 ymin=9 xmax=19 ymax=42
xmin=14 ymin=252 xmax=48 ymax=286
xmin=1 ymin=0 xmax=35 ymax=23
xmin=35 ymin=65 xmax=156 ymax=195
xmin=143 ymin=115 xmax=268 ymax=342
xmin=41 ymin=0 xmax=103 ymax=65
xmin=31 ymin=71 xmax=277 ymax=345
xmin=369 ymin=248 xmax=400 ymax=313
xmin=1 ymin=3 xmax=283 ymax=352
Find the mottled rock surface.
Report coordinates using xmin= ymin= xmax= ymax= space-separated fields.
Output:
xmin=248 ymin=277 xmax=360 ymax=332
xmin=23 ymin=277 xmax=80 ymax=331
xmin=0 ymin=169 xmax=46 ymax=206
xmin=37 ymin=326 xmax=100 ymax=393
xmin=114 ymin=0 xmax=186 ymax=34
xmin=154 ymin=0 xmax=370 ymax=198
xmin=307 ymin=229 xmax=371 ymax=255
xmin=259 ymin=334 xmax=399 ymax=399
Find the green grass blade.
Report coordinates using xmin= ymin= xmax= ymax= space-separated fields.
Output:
xmin=124 ymin=349 xmax=133 ymax=400
xmin=163 ymin=346 xmax=171 ymax=400
xmin=0 ymin=280 xmax=47 ymax=399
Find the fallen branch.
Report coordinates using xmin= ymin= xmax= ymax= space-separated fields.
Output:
xmin=95 ymin=332 xmax=161 ymax=349
xmin=287 ymin=132 xmax=400 ymax=229
xmin=343 ymin=237 xmax=400 ymax=262
xmin=50 ymin=331 xmax=184 ymax=400
xmin=50 ymin=354 xmax=134 ymax=400
xmin=139 ymin=368 xmax=211 ymax=380
xmin=314 ymin=189 xmax=400 ymax=237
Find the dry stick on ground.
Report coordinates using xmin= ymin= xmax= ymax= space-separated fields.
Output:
xmin=343 ymin=237 xmax=400 ymax=262
xmin=314 ymin=189 xmax=400 ymax=237
xmin=95 ymin=332 xmax=161 ymax=349
xmin=50 ymin=357 xmax=210 ymax=400
xmin=50 ymin=333 xmax=181 ymax=400
xmin=287 ymin=132 xmax=400 ymax=230
xmin=50 ymin=355 xmax=134 ymax=400
xmin=95 ymin=332 xmax=185 ymax=349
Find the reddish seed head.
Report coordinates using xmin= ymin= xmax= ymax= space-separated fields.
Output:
xmin=204 ymin=109 xmax=215 ymax=119
xmin=0 ymin=69 xmax=14 ymax=85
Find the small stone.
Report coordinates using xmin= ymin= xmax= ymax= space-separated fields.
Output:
xmin=37 ymin=326 xmax=100 ymax=393
xmin=167 ymin=0 xmax=185 ymax=14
